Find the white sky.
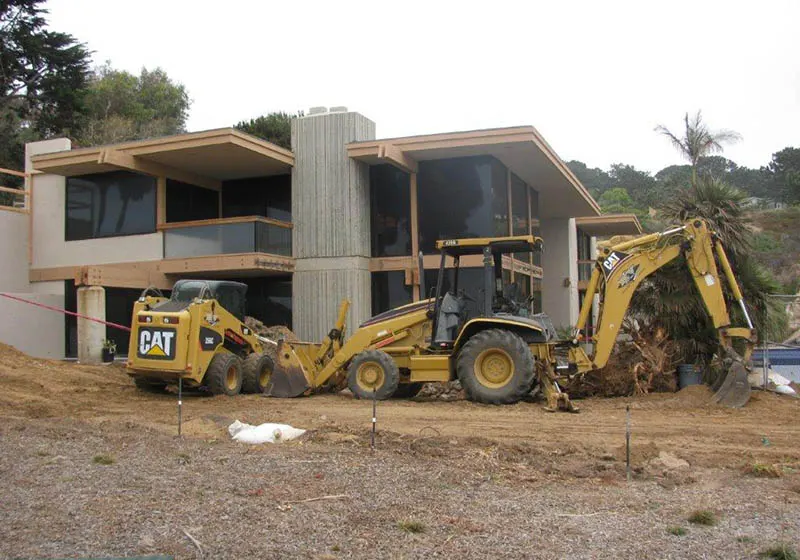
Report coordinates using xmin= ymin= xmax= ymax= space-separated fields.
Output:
xmin=46 ymin=0 xmax=800 ymax=174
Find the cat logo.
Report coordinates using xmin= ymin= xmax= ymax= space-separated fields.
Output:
xmin=137 ymin=328 xmax=177 ymax=360
xmin=618 ymin=264 xmax=640 ymax=289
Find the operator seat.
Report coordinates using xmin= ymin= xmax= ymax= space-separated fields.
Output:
xmin=433 ymin=292 xmax=467 ymax=346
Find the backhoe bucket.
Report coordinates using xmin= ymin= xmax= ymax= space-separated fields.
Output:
xmin=710 ymin=360 xmax=751 ymax=408
xmin=265 ymin=341 xmax=311 ymax=398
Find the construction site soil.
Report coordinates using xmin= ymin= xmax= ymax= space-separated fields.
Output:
xmin=1 ymin=344 xmax=798 ymax=559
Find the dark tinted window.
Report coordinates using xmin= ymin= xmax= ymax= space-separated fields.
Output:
xmin=241 ymin=277 xmax=292 ymax=328
xmin=66 ymin=171 xmax=156 ymax=240
xmin=370 ymin=165 xmax=411 ymax=257
xmin=166 ymin=179 xmax=219 ymax=222
xmin=418 ymin=156 xmax=507 ymax=253
xmin=222 ymin=175 xmax=291 ymax=222
xmin=106 ymin=287 xmax=145 ymax=356
xmin=371 ymin=271 xmax=412 ymax=315
xmin=530 ymin=188 xmax=541 ymax=266
xmin=511 ymin=173 xmax=528 ymax=236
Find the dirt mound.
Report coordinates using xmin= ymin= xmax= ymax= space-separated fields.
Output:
xmin=244 ymin=318 xmax=298 ymax=343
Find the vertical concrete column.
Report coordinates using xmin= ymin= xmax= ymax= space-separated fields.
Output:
xmin=540 ymin=218 xmax=579 ymax=330
xmin=291 ymin=110 xmax=376 ymax=340
xmin=77 ymin=286 xmax=105 ymax=364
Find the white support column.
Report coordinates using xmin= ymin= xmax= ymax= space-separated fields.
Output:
xmin=77 ymin=286 xmax=105 ymax=364
xmin=540 ymin=218 xmax=579 ymax=330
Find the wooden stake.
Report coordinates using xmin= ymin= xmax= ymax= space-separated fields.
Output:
xmin=626 ymin=405 xmax=631 ymax=482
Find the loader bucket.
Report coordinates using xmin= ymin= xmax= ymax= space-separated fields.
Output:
xmin=710 ymin=360 xmax=751 ymax=408
xmin=265 ymin=341 xmax=311 ymax=398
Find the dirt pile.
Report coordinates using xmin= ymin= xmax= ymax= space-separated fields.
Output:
xmin=244 ymin=317 xmax=298 ymax=343
xmin=417 ymin=380 xmax=464 ymax=401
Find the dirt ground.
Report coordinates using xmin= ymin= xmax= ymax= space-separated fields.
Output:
xmin=1 ymin=344 xmax=798 ymax=559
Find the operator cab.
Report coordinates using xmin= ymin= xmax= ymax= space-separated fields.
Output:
xmin=147 ymin=280 xmax=248 ymax=321
xmin=427 ymin=235 xmax=546 ymax=347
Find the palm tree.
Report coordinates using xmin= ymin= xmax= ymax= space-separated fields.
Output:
xmin=655 ymin=111 xmax=741 ymax=189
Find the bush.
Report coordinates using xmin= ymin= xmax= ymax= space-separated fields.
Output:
xmin=688 ymin=510 xmax=717 ymax=526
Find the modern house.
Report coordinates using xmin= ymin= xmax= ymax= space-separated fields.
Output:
xmin=0 ymin=108 xmax=641 ymax=361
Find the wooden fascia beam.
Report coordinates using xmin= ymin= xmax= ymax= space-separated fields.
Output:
xmin=97 ymin=149 xmax=221 ymax=191
xmin=377 ymin=144 xmax=418 ymax=173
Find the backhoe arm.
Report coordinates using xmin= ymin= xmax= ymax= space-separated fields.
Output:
xmin=569 ymin=219 xmax=756 ymax=374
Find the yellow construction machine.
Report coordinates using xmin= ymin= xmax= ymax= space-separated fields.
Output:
xmin=126 ymin=280 xmax=275 ymax=395
xmin=267 ymin=218 xmax=754 ymax=409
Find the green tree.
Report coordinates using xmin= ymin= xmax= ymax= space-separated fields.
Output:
xmin=566 ymin=160 xmax=613 ymax=198
xmin=630 ymin=177 xmax=787 ymax=363
xmin=76 ymin=63 xmax=191 ymax=146
xmin=763 ymin=147 xmax=800 ymax=204
xmin=0 ymin=0 xmax=91 ymax=168
xmin=597 ymin=187 xmax=637 ymax=214
xmin=234 ymin=111 xmax=303 ymax=150
xmin=655 ymin=111 xmax=741 ymax=189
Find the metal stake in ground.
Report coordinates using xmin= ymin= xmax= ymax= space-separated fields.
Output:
xmin=178 ymin=376 xmax=183 ymax=438
xmin=371 ymin=388 xmax=377 ymax=451
xmin=625 ymin=405 xmax=631 ymax=482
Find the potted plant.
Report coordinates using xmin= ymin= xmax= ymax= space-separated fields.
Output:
xmin=102 ymin=339 xmax=117 ymax=363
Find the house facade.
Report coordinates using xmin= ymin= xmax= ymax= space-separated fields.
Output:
xmin=2 ymin=108 xmax=641 ymax=360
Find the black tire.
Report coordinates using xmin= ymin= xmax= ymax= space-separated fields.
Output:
xmin=392 ymin=382 xmax=424 ymax=399
xmin=347 ymin=349 xmax=400 ymax=400
xmin=242 ymin=352 xmax=274 ymax=394
xmin=133 ymin=377 xmax=167 ymax=393
xmin=204 ymin=352 xmax=243 ymax=396
xmin=456 ymin=329 xmax=535 ymax=404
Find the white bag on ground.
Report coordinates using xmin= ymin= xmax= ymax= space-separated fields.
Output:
xmin=228 ymin=420 xmax=306 ymax=444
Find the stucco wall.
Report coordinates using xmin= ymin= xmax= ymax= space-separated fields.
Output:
xmin=26 ymin=139 xmax=164 ymax=270
xmin=540 ymin=218 xmax=579 ymax=330
xmin=0 ymin=292 xmax=65 ymax=358
xmin=0 ymin=211 xmax=31 ymax=292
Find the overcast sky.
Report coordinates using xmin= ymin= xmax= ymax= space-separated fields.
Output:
xmin=47 ymin=0 xmax=799 ymax=173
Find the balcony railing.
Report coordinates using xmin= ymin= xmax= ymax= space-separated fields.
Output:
xmin=577 ymin=259 xmax=594 ymax=282
xmin=0 ymin=167 xmax=29 ymax=214
xmin=161 ymin=216 xmax=292 ymax=259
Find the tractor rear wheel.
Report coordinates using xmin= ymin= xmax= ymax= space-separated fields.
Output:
xmin=392 ymin=382 xmax=424 ymax=399
xmin=347 ymin=349 xmax=399 ymax=400
xmin=133 ymin=377 xmax=167 ymax=393
xmin=242 ymin=353 xmax=274 ymax=394
xmin=456 ymin=329 xmax=534 ymax=404
xmin=205 ymin=352 xmax=243 ymax=396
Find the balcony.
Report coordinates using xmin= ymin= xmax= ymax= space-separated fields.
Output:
xmin=161 ymin=216 xmax=292 ymax=259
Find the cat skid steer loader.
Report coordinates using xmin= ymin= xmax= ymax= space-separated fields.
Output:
xmin=267 ymin=218 xmax=754 ymax=409
xmin=126 ymin=280 xmax=275 ymax=395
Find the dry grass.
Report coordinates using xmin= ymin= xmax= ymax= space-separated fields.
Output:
xmin=744 ymin=462 xmax=783 ymax=478
xmin=397 ymin=519 xmax=426 ymax=534
xmin=667 ymin=526 xmax=687 ymax=536
xmin=688 ymin=510 xmax=717 ymax=526
xmin=92 ymin=454 xmax=114 ymax=465
xmin=760 ymin=543 xmax=798 ymax=560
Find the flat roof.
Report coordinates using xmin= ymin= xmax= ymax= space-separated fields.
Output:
xmin=575 ymin=214 xmax=643 ymax=236
xmin=348 ymin=126 xmax=601 ymax=219
xmin=30 ymin=128 xmax=293 ymax=181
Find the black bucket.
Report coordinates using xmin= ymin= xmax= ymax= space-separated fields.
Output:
xmin=678 ymin=364 xmax=703 ymax=389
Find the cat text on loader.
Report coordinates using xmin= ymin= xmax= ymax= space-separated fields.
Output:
xmin=267 ymin=218 xmax=754 ymax=409
xmin=126 ymin=280 xmax=275 ymax=395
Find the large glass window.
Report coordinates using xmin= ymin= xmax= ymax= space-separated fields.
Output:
xmin=66 ymin=171 xmax=156 ymax=241
xmin=418 ymin=156 xmax=507 ymax=253
xmin=241 ymin=276 xmax=292 ymax=328
xmin=511 ymin=173 xmax=528 ymax=236
xmin=371 ymin=271 xmax=412 ymax=315
xmin=370 ymin=165 xmax=411 ymax=257
xmin=166 ymin=179 xmax=219 ymax=223
xmin=530 ymin=187 xmax=541 ymax=267
xmin=222 ymin=175 xmax=291 ymax=222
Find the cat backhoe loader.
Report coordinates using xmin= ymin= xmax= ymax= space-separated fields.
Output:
xmin=266 ymin=218 xmax=754 ymax=409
